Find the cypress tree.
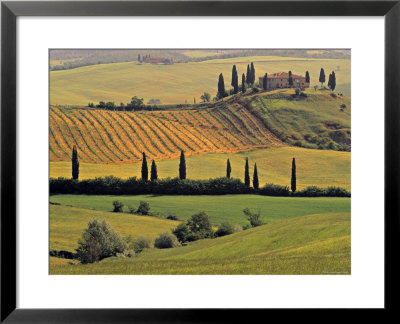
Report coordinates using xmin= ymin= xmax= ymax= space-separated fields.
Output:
xmin=141 ymin=152 xmax=148 ymax=181
xmin=241 ymin=73 xmax=246 ymax=93
xmin=244 ymin=158 xmax=250 ymax=187
xmin=288 ymin=71 xmax=293 ymax=87
xmin=253 ymin=163 xmax=259 ymax=190
xmin=291 ymin=157 xmax=296 ymax=192
xmin=226 ymin=159 xmax=231 ymax=178
xmin=218 ymin=73 xmax=226 ymax=99
xmin=150 ymin=160 xmax=158 ymax=181
xmin=328 ymin=71 xmax=336 ymax=91
xmin=246 ymin=64 xmax=250 ymax=85
xmin=72 ymin=145 xmax=79 ymax=180
xmin=263 ymin=73 xmax=268 ymax=90
xmin=231 ymin=65 xmax=239 ymax=94
xmin=319 ymin=68 xmax=326 ymax=87
xmin=179 ymin=150 xmax=186 ymax=180
xmin=250 ymin=62 xmax=255 ymax=85
xmin=305 ymin=71 xmax=310 ymax=83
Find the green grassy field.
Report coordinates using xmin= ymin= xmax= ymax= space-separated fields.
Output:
xmin=50 ymin=55 xmax=350 ymax=105
xmin=50 ymin=147 xmax=351 ymax=190
xmin=50 ymin=194 xmax=350 ymax=227
xmin=50 ymin=204 xmax=179 ymax=252
xmin=50 ymin=212 xmax=350 ymax=274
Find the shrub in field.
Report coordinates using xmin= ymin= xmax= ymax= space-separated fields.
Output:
xmin=215 ymin=222 xmax=234 ymax=237
xmin=112 ymin=200 xmax=124 ymax=212
xmin=325 ymin=186 xmax=351 ymax=197
xmin=136 ymin=201 xmax=150 ymax=215
xmin=234 ymin=224 xmax=243 ymax=232
xmin=187 ymin=211 xmax=214 ymax=240
xmin=243 ymin=208 xmax=264 ymax=228
xmin=76 ymin=219 xmax=126 ymax=264
xmin=166 ymin=214 xmax=179 ymax=220
xmin=259 ymin=183 xmax=290 ymax=196
xmin=172 ymin=223 xmax=191 ymax=243
xmin=294 ymin=186 xmax=325 ymax=197
xmin=154 ymin=231 xmax=181 ymax=249
xmin=131 ymin=236 xmax=152 ymax=254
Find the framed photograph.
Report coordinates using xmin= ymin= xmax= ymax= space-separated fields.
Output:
xmin=1 ymin=0 xmax=399 ymax=321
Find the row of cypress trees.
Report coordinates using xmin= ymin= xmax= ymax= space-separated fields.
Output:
xmin=72 ymin=146 xmax=296 ymax=192
xmin=218 ymin=62 xmax=256 ymax=99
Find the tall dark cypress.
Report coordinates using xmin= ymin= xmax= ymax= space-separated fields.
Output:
xmin=319 ymin=68 xmax=326 ymax=87
xmin=246 ymin=64 xmax=250 ymax=85
xmin=291 ymin=157 xmax=296 ymax=192
xmin=244 ymin=158 xmax=250 ymax=187
xmin=72 ymin=145 xmax=79 ymax=180
xmin=179 ymin=150 xmax=186 ymax=180
xmin=253 ymin=163 xmax=259 ymax=190
xmin=263 ymin=73 xmax=268 ymax=90
xmin=150 ymin=160 xmax=158 ymax=181
xmin=218 ymin=73 xmax=226 ymax=99
xmin=231 ymin=65 xmax=239 ymax=94
xmin=305 ymin=71 xmax=310 ymax=83
xmin=250 ymin=62 xmax=255 ymax=85
xmin=226 ymin=159 xmax=231 ymax=178
xmin=328 ymin=71 xmax=336 ymax=91
xmin=141 ymin=152 xmax=148 ymax=181
xmin=288 ymin=71 xmax=293 ymax=87
xmin=241 ymin=73 xmax=246 ymax=93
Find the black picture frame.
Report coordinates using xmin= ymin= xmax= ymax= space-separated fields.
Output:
xmin=1 ymin=0 xmax=399 ymax=322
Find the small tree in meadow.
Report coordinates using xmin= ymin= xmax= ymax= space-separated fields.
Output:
xmin=113 ymin=200 xmax=124 ymax=212
xmin=243 ymin=208 xmax=264 ymax=227
xmin=200 ymin=92 xmax=211 ymax=103
xmin=305 ymin=71 xmax=310 ymax=83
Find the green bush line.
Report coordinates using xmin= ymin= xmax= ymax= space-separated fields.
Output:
xmin=74 ymin=110 xmax=115 ymax=162
xmin=49 ymin=176 xmax=350 ymax=197
xmin=120 ymin=112 xmax=162 ymax=156
xmin=77 ymin=110 xmax=123 ymax=161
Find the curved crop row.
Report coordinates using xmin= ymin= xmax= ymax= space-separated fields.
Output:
xmin=50 ymin=104 xmax=283 ymax=163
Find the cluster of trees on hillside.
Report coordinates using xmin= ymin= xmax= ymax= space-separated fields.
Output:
xmin=88 ymin=96 xmax=157 ymax=112
xmin=217 ymin=62 xmax=256 ymax=99
xmin=319 ymin=68 xmax=336 ymax=91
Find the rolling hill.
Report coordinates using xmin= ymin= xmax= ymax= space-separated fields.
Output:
xmin=50 ymin=55 xmax=351 ymax=105
xmin=50 ymin=212 xmax=350 ymax=275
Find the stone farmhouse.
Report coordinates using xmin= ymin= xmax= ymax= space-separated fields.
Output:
xmin=258 ymin=72 xmax=309 ymax=89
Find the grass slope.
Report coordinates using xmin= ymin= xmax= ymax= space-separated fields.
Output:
xmin=50 ymin=204 xmax=179 ymax=252
xmin=249 ymin=90 xmax=351 ymax=150
xmin=50 ymin=194 xmax=350 ymax=227
xmin=50 ymin=147 xmax=350 ymax=190
xmin=50 ymin=56 xmax=350 ymax=105
xmin=50 ymin=212 xmax=350 ymax=274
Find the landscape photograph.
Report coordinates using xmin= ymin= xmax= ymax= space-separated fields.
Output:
xmin=49 ymin=49 xmax=351 ymax=275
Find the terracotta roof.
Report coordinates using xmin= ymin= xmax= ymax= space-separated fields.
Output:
xmin=259 ymin=72 xmax=305 ymax=79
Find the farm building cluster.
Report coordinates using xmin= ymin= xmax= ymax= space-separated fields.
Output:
xmin=258 ymin=72 xmax=309 ymax=89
